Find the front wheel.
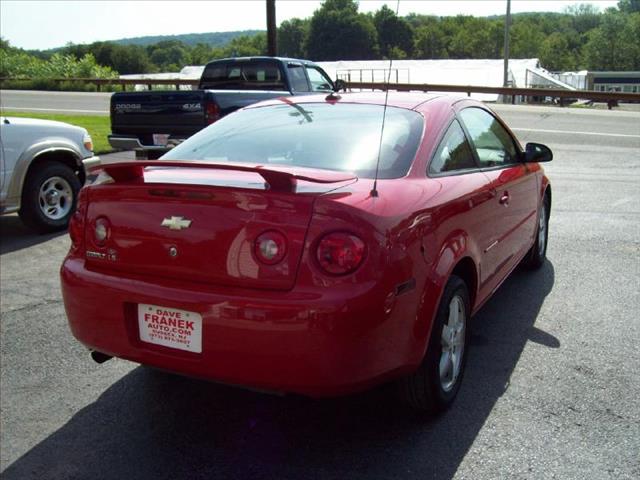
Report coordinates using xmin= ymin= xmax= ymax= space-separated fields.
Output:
xmin=522 ymin=194 xmax=550 ymax=270
xmin=19 ymin=162 xmax=81 ymax=233
xmin=398 ymin=275 xmax=471 ymax=414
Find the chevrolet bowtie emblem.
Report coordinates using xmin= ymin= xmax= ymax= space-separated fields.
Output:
xmin=161 ymin=216 xmax=192 ymax=230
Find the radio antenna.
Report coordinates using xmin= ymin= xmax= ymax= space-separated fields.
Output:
xmin=371 ymin=0 xmax=400 ymax=198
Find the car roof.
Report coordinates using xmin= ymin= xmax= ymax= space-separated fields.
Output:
xmin=246 ymin=92 xmax=476 ymax=112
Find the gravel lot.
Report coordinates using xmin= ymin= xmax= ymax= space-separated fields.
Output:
xmin=1 ymin=105 xmax=639 ymax=479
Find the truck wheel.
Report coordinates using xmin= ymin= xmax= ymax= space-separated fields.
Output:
xmin=19 ymin=162 xmax=81 ymax=233
xmin=398 ymin=275 xmax=471 ymax=414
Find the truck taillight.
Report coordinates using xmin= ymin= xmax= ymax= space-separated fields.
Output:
xmin=69 ymin=188 xmax=88 ymax=251
xmin=205 ymin=102 xmax=220 ymax=124
xmin=316 ymin=232 xmax=366 ymax=275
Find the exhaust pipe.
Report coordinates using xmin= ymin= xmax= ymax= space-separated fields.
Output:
xmin=90 ymin=350 xmax=113 ymax=364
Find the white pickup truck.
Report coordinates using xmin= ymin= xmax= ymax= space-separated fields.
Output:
xmin=0 ymin=116 xmax=95 ymax=232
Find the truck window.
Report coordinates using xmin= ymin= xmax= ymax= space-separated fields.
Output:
xmin=306 ymin=66 xmax=333 ymax=92
xmin=287 ymin=64 xmax=310 ymax=92
xmin=200 ymin=62 xmax=286 ymax=90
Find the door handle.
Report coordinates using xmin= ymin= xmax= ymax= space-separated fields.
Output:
xmin=499 ymin=192 xmax=510 ymax=205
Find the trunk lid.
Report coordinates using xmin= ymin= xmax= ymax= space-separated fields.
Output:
xmin=84 ymin=162 xmax=356 ymax=291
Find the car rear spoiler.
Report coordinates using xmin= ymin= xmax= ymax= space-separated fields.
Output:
xmin=84 ymin=158 xmax=357 ymax=193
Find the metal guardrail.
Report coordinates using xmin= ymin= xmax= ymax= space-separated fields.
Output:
xmin=1 ymin=77 xmax=639 ymax=102
xmin=0 ymin=77 xmax=199 ymax=91
xmin=345 ymin=81 xmax=640 ymax=103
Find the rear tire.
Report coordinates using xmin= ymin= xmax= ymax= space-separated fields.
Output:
xmin=398 ymin=275 xmax=471 ymax=414
xmin=19 ymin=162 xmax=81 ymax=233
xmin=523 ymin=194 xmax=550 ymax=270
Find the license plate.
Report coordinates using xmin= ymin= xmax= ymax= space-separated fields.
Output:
xmin=152 ymin=133 xmax=170 ymax=146
xmin=138 ymin=304 xmax=202 ymax=353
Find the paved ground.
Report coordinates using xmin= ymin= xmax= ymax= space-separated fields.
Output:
xmin=0 ymin=90 xmax=112 ymax=115
xmin=1 ymin=104 xmax=639 ymax=479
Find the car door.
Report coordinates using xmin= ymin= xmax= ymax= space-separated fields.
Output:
xmin=458 ymin=107 xmax=539 ymax=286
xmin=427 ymin=118 xmax=502 ymax=299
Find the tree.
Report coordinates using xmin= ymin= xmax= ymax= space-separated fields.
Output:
xmin=278 ymin=18 xmax=309 ymax=58
xmin=413 ymin=18 xmax=447 ymax=59
xmin=373 ymin=5 xmax=414 ymax=58
xmin=189 ymin=43 xmax=215 ymax=65
xmin=565 ymin=3 xmax=601 ymax=33
xmin=510 ymin=19 xmax=546 ymax=58
xmin=447 ymin=16 xmax=497 ymax=58
xmin=305 ymin=0 xmax=379 ymax=60
xmin=539 ymin=32 xmax=575 ymax=70
xmin=221 ymin=33 xmax=267 ymax=57
xmin=147 ymin=40 xmax=189 ymax=71
xmin=618 ymin=0 xmax=640 ymax=13
xmin=581 ymin=11 xmax=628 ymax=69
xmin=619 ymin=13 xmax=640 ymax=69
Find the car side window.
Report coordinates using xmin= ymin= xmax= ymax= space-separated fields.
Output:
xmin=459 ymin=107 xmax=519 ymax=168
xmin=305 ymin=66 xmax=333 ymax=92
xmin=429 ymin=119 xmax=477 ymax=174
xmin=287 ymin=64 xmax=310 ymax=92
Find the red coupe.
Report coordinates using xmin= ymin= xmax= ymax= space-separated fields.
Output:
xmin=61 ymin=92 xmax=551 ymax=413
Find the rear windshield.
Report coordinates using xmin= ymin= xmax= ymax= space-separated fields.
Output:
xmin=163 ymin=103 xmax=424 ymax=179
xmin=199 ymin=62 xmax=286 ymax=90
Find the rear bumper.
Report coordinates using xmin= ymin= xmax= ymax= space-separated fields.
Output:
xmin=61 ymin=256 xmax=421 ymax=397
xmin=107 ymin=135 xmax=185 ymax=151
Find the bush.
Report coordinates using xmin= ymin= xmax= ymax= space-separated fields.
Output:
xmin=0 ymin=46 xmax=118 ymax=91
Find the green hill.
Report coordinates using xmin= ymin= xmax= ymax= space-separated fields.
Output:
xmin=111 ymin=30 xmax=264 ymax=47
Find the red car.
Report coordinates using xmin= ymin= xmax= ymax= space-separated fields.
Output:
xmin=61 ymin=93 xmax=551 ymax=413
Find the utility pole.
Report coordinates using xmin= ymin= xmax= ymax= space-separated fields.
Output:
xmin=503 ymin=0 xmax=511 ymax=88
xmin=266 ymin=0 xmax=277 ymax=56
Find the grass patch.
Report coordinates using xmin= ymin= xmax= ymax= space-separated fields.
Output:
xmin=0 ymin=111 xmax=113 ymax=154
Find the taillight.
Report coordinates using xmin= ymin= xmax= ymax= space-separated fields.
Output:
xmin=205 ymin=102 xmax=220 ymax=124
xmin=68 ymin=211 xmax=84 ymax=249
xmin=254 ymin=230 xmax=287 ymax=265
xmin=68 ymin=187 xmax=88 ymax=251
xmin=316 ymin=232 xmax=366 ymax=275
xmin=93 ymin=217 xmax=110 ymax=246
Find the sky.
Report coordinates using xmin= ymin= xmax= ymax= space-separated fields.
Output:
xmin=1 ymin=0 xmax=620 ymax=50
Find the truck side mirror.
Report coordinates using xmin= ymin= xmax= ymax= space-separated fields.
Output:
xmin=333 ymin=79 xmax=346 ymax=92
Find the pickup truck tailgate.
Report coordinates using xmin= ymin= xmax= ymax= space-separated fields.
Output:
xmin=110 ymin=91 xmax=208 ymax=140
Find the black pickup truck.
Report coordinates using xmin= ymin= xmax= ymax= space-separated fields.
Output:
xmin=108 ymin=57 xmax=340 ymax=157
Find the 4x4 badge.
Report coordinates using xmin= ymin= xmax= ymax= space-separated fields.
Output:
xmin=161 ymin=216 xmax=192 ymax=230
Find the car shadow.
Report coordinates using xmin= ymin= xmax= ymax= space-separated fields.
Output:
xmin=2 ymin=262 xmax=555 ymax=480
xmin=0 ymin=215 xmax=66 ymax=255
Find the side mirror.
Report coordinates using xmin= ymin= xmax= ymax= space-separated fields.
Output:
xmin=525 ymin=142 xmax=553 ymax=163
xmin=333 ymin=79 xmax=346 ymax=92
